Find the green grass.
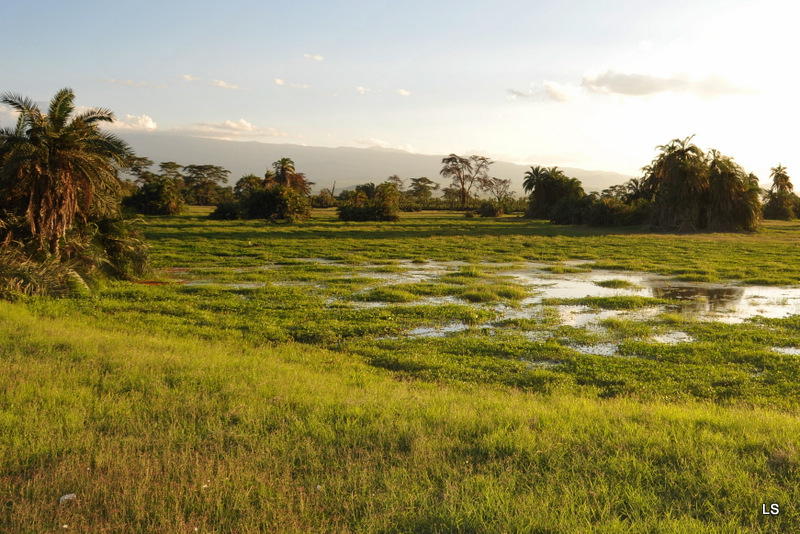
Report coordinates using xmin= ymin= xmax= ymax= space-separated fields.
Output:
xmin=543 ymin=296 xmax=674 ymax=309
xmin=4 ymin=209 xmax=800 ymax=531
xmin=595 ymin=279 xmax=641 ymax=289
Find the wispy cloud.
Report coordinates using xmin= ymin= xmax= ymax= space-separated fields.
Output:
xmin=303 ymin=53 xmax=324 ymax=61
xmin=396 ymin=89 xmax=411 ymax=97
xmin=582 ymin=71 xmax=754 ymax=98
xmin=211 ymin=79 xmax=239 ymax=90
xmin=355 ymin=138 xmax=418 ymax=153
xmin=106 ymin=114 xmax=158 ymax=131
xmin=356 ymin=86 xmax=371 ymax=95
xmin=274 ymin=78 xmax=308 ymax=89
xmin=506 ymin=88 xmax=534 ymax=100
xmin=174 ymin=118 xmax=292 ymax=140
xmin=543 ymin=81 xmax=584 ymax=103
xmin=0 ymin=104 xmax=19 ymax=124
xmin=98 ymin=78 xmax=167 ymax=89
xmin=182 ymin=74 xmax=241 ymax=90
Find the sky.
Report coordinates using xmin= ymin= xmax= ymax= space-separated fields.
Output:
xmin=1 ymin=0 xmax=798 ymax=182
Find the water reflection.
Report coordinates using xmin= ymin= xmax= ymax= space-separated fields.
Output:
xmin=651 ymin=284 xmax=745 ymax=312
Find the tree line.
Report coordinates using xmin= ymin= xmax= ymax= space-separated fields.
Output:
xmin=2 ymin=89 xmax=796 ymax=299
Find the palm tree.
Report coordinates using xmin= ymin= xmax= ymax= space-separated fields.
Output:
xmin=644 ymin=136 xmax=708 ymax=231
xmin=769 ymin=164 xmax=792 ymax=195
xmin=764 ymin=164 xmax=796 ymax=220
xmin=522 ymin=165 xmax=547 ymax=194
xmin=0 ymin=88 xmax=131 ymax=254
xmin=706 ymin=151 xmax=761 ymax=231
xmin=267 ymin=157 xmax=313 ymax=195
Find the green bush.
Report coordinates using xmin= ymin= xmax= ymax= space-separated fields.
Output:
xmin=338 ymin=183 xmax=400 ymax=221
xmin=123 ymin=177 xmax=185 ymax=215
xmin=476 ymin=201 xmax=504 ymax=217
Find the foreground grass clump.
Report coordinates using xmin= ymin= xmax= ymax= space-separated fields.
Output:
xmin=6 ymin=211 xmax=800 ymax=531
xmin=2 ymin=303 xmax=799 ymax=532
xmin=543 ymin=296 xmax=674 ymax=309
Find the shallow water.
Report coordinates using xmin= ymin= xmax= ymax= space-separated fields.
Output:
xmin=202 ymin=258 xmax=800 ymax=338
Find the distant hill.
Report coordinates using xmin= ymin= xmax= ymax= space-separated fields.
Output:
xmin=119 ymin=133 xmax=632 ymax=194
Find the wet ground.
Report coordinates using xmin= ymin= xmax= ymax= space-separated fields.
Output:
xmin=161 ymin=259 xmax=800 ymax=354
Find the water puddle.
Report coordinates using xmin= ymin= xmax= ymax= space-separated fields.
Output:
xmin=526 ymin=360 xmax=562 ymax=370
xmin=405 ymin=323 xmax=470 ymax=338
xmin=215 ymin=258 xmax=800 ymax=335
xmin=184 ymin=281 xmax=266 ymax=289
xmin=652 ymin=331 xmax=694 ymax=344
xmin=569 ymin=343 xmax=619 ymax=356
xmin=772 ymin=346 xmax=800 ymax=356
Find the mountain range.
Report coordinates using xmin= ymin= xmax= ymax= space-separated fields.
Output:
xmin=119 ymin=133 xmax=633 ymax=195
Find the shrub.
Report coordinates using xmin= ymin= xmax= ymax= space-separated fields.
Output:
xmin=338 ymin=183 xmax=400 ymax=221
xmin=209 ymin=201 xmax=243 ymax=220
xmin=238 ymin=185 xmax=311 ymax=222
xmin=476 ymin=201 xmax=504 ymax=217
xmin=123 ymin=177 xmax=185 ymax=215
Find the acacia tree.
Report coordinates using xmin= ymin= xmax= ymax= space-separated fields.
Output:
xmin=483 ymin=177 xmax=513 ymax=203
xmin=0 ymin=88 xmax=131 ymax=254
xmin=182 ymin=164 xmax=231 ymax=205
xmin=439 ymin=154 xmax=492 ymax=208
xmin=408 ymin=177 xmax=439 ymax=201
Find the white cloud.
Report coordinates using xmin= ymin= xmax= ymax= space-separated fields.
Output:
xmin=0 ymin=104 xmax=19 ymax=125
xmin=506 ymin=89 xmax=534 ymax=100
xmin=174 ymin=119 xmax=291 ymax=140
xmin=275 ymin=78 xmax=308 ymax=89
xmin=582 ymin=71 xmax=754 ymax=98
xmin=100 ymin=78 xmax=166 ymax=89
xmin=543 ymin=81 xmax=584 ymax=103
xmin=303 ymin=53 xmax=324 ymax=61
xmin=356 ymin=86 xmax=371 ymax=95
xmin=107 ymin=114 xmax=158 ymax=131
xmin=396 ymin=89 xmax=411 ymax=97
xmin=182 ymin=75 xmax=241 ymax=90
xmin=212 ymin=79 xmax=239 ymax=90
xmin=354 ymin=138 xmax=418 ymax=153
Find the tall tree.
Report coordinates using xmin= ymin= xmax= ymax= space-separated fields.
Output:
xmin=764 ymin=164 xmax=796 ymax=220
xmin=0 ymin=88 xmax=131 ymax=253
xmin=182 ymin=164 xmax=230 ymax=205
xmin=524 ymin=166 xmax=584 ymax=220
xmin=439 ymin=154 xmax=492 ymax=208
xmin=267 ymin=157 xmax=314 ymax=195
xmin=408 ymin=177 xmax=439 ymax=201
xmin=769 ymin=164 xmax=792 ymax=195
xmin=643 ymin=136 xmax=762 ymax=231
xmin=483 ymin=177 xmax=513 ymax=203
xmin=643 ymin=136 xmax=709 ymax=231
xmin=123 ymin=155 xmax=157 ymax=185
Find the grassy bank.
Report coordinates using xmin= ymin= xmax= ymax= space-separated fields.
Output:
xmin=2 ymin=303 xmax=798 ymax=532
xmin=3 ymin=210 xmax=800 ymax=531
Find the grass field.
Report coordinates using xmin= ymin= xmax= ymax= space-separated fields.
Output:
xmin=2 ymin=208 xmax=800 ymax=532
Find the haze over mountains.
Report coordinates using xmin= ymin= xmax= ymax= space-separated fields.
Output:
xmin=120 ymin=133 xmax=632 ymax=195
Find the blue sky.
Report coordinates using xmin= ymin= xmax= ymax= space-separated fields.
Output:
xmin=1 ymin=0 xmax=797 ymax=181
